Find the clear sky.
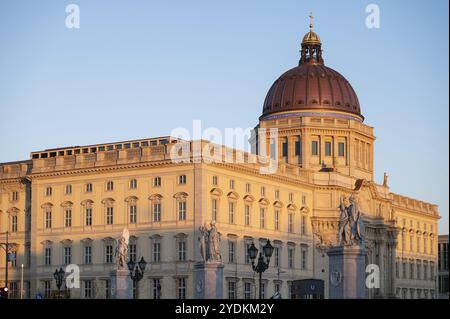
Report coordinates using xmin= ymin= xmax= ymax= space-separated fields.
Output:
xmin=0 ymin=0 xmax=448 ymax=233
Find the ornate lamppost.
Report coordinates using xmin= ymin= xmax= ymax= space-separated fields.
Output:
xmin=248 ymin=239 xmax=274 ymax=299
xmin=127 ymin=256 xmax=147 ymax=299
xmin=53 ymin=267 xmax=65 ymax=299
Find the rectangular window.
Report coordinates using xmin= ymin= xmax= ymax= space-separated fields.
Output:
xmin=244 ymin=282 xmax=252 ymax=299
xmin=324 ymin=141 xmax=332 ymax=156
xmin=153 ymin=279 xmax=161 ymax=299
xmin=311 ymin=141 xmax=319 ymax=156
xmin=245 ymin=243 xmax=251 ymax=264
xmin=228 ymin=241 xmax=236 ymax=263
xmin=212 ymin=176 xmax=218 ymax=186
xmin=228 ymin=202 xmax=235 ymax=224
xmin=65 ymin=185 xmax=72 ymax=195
xmin=104 ymin=280 xmax=111 ymax=299
xmin=86 ymin=208 xmax=92 ymax=226
xmin=274 ymin=247 xmax=280 ymax=267
xmin=177 ymin=278 xmax=186 ymax=299
xmin=212 ymin=199 xmax=218 ymax=221
xmin=261 ymin=187 xmax=266 ymax=197
xmin=260 ymin=208 xmax=266 ymax=229
xmin=338 ymin=142 xmax=345 ymax=157
xmin=288 ymin=247 xmax=294 ymax=269
xmin=46 ymin=187 xmax=52 ymax=196
xmin=106 ymin=207 xmax=114 ymax=225
xmin=153 ymin=242 xmax=161 ymax=262
xmin=295 ymin=140 xmax=301 ymax=156
xmin=301 ymin=248 xmax=307 ymax=270
xmin=84 ymin=280 xmax=92 ymax=299
xmin=12 ymin=191 xmax=19 ymax=202
xmin=246 ymin=183 xmax=251 ymax=193
xmin=11 ymin=216 xmax=18 ymax=233
xmin=178 ymin=241 xmax=186 ymax=261
xmin=64 ymin=247 xmax=72 ymax=265
xmin=228 ymin=281 xmax=236 ymax=299
xmin=245 ymin=205 xmax=250 ymax=226
xmin=229 ymin=179 xmax=235 ymax=190
xmin=153 ymin=177 xmax=161 ymax=187
xmin=178 ymin=201 xmax=187 ymax=221
xmin=86 ymin=183 xmax=93 ymax=193
xmin=44 ymin=247 xmax=52 ymax=265
xmin=301 ymin=215 xmax=306 ymax=235
xmin=65 ymin=209 xmax=72 ymax=228
xmin=288 ymin=213 xmax=293 ymax=233
xmin=45 ymin=211 xmax=52 ymax=229
xmin=44 ymin=281 xmax=51 ymax=299
xmin=106 ymin=245 xmax=114 ymax=263
xmin=84 ymin=246 xmax=92 ymax=265
xmin=106 ymin=181 xmax=114 ymax=191
xmin=274 ymin=210 xmax=279 ymax=230
xmin=178 ymin=175 xmax=187 ymax=185
xmin=130 ymin=205 xmax=137 ymax=224
xmin=282 ymin=141 xmax=288 ymax=158
xmin=130 ymin=179 xmax=137 ymax=189
xmin=129 ymin=244 xmax=137 ymax=262
xmin=153 ymin=203 xmax=161 ymax=222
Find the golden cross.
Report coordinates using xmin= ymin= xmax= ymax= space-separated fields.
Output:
xmin=309 ymin=12 xmax=313 ymax=31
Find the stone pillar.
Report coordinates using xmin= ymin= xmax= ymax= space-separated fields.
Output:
xmin=194 ymin=262 xmax=224 ymax=299
xmin=327 ymin=245 xmax=367 ymax=299
xmin=111 ymin=269 xmax=133 ymax=299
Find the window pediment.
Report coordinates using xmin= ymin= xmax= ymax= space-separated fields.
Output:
xmin=101 ymin=198 xmax=115 ymax=205
xmin=7 ymin=207 xmax=20 ymax=215
xmin=227 ymin=191 xmax=240 ymax=201
xmin=287 ymin=203 xmax=297 ymax=211
xmin=210 ymin=188 xmax=223 ymax=197
xmin=124 ymin=196 xmax=139 ymax=203
xmin=41 ymin=202 xmax=53 ymax=209
xmin=149 ymin=194 xmax=164 ymax=201
xmin=81 ymin=199 xmax=94 ymax=206
xmin=243 ymin=194 xmax=255 ymax=203
xmin=259 ymin=198 xmax=270 ymax=206
xmin=273 ymin=200 xmax=284 ymax=208
xmin=173 ymin=192 xmax=188 ymax=200
xmin=61 ymin=201 xmax=73 ymax=208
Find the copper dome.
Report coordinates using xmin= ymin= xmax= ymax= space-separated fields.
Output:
xmin=261 ymin=22 xmax=363 ymax=121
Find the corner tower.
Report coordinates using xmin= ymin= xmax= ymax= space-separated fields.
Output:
xmin=252 ymin=17 xmax=375 ymax=181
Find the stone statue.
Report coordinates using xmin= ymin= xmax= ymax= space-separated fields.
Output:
xmin=198 ymin=223 xmax=208 ymax=261
xmin=338 ymin=195 xmax=364 ymax=246
xmin=115 ymin=228 xmax=129 ymax=269
xmin=198 ymin=221 xmax=221 ymax=263
xmin=209 ymin=221 xmax=221 ymax=262
xmin=383 ymin=172 xmax=388 ymax=187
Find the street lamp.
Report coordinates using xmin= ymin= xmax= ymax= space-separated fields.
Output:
xmin=53 ymin=267 xmax=65 ymax=299
xmin=127 ymin=256 xmax=147 ymax=299
xmin=248 ymin=239 xmax=274 ymax=299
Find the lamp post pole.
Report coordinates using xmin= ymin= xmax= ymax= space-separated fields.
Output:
xmin=127 ymin=256 xmax=147 ymax=299
xmin=247 ymin=239 xmax=274 ymax=299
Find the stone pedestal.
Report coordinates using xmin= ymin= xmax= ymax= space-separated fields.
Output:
xmin=194 ymin=262 xmax=224 ymax=299
xmin=327 ymin=245 xmax=367 ymax=299
xmin=110 ymin=269 xmax=133 ymax=299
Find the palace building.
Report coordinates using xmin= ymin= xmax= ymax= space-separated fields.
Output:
xmin=0 ymin=23 xmax=440 ymax=299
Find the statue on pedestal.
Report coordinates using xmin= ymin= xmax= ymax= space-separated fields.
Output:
xmin=338 ymin=195 xmax=364 ymax=246
xmin=198 ymin=221 xmax=221 ymax=263
xmin=115 ymin=228 xmax=129 ymax=269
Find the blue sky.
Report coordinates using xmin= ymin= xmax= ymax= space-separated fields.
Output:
xmin=0 ymin=0 xmax=448 ymax=233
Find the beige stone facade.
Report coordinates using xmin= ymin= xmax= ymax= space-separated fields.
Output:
xmin=0 ymin=27 xmax=441 ymax=299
